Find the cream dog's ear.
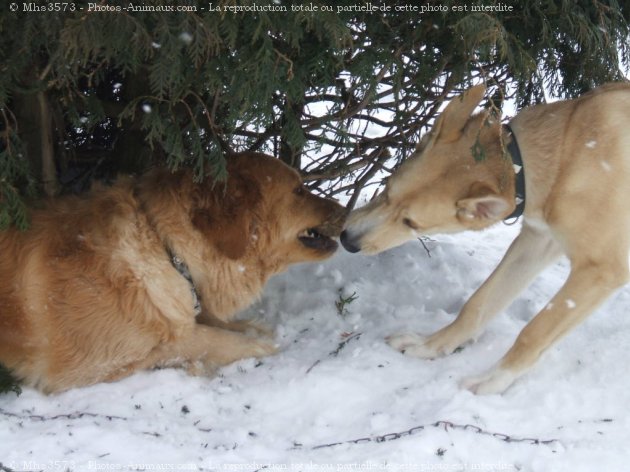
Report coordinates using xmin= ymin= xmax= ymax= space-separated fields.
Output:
xmin=433 ymin=84 xmax=487 ymax=143
xmin=456 ymin=182 xmax=511 ymax=221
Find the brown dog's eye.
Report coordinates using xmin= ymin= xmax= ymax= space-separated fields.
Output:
xmin=294 ymin=186 xmax=305 ymax=196
xmin=402 ymin=217 xmax=419 ymax=230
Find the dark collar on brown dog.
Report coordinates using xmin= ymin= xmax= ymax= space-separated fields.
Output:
xmin=503 ymin=124 xmax=526 ymax=221
xmin=168 ymin=249 xmax=202 ymax=317
xmin=134 ymin=185 xmax=203 ymax=317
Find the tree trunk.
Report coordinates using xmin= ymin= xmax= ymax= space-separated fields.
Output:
xmin=37 ymin=91 xmax=59 ymax=196
xmin=12 ymin=88 xmax=60 ymax=197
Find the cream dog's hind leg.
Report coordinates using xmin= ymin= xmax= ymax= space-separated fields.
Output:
xmin=464 ymin=253 xmax=629 ymax=394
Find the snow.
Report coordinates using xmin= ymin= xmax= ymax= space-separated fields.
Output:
xmin=2 ymin=223 xmax=630 ymax=471
xmin=179 ymin=32 xmax=194 ymax=45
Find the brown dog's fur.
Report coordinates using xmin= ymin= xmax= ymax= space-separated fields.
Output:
xmin=342 ymin=83 xmax=630 ymax=394
xmin=0 ymin=152 xmax=345 ymax=393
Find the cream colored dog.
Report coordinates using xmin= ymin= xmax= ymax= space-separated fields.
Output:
xmin=341 ymin=83 xmax=630 ymax=394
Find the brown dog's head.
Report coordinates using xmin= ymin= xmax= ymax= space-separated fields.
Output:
xmin=341 ymin=85 xmax=516 ymax=254
xmin=192 ymin=153 xmax=346 ymax=268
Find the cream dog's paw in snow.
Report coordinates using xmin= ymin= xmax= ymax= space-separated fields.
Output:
xmin=461 ymin=368 xmax=519 ymax=396
xmin=387 ymin=332 xmax=459 ymax=359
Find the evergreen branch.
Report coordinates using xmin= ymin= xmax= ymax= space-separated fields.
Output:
xmin=0 ymin=364 xmax=21 ymax=396
xmin=302 ymin=156 xmax=374 ymax=182
xmin=273 ymin=48 xmax=294 ymax=80
xmin=188 ymin=90 xmax=232 ymax=155
xmin=1 ymin=4 xmax=627 ymax=219
xmin=302 ymin=51 xmax=400 ymax=127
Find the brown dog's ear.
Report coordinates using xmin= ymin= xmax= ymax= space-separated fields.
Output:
xmin=456 ymin=182 xmax=511 ymax=222
xmin=434 ymin=84 xmax=487 ymax=143
xmin=192 ymin=208 xmax=250 ymax=260
xmin=192 ymin=172 xmax=261 ymax=260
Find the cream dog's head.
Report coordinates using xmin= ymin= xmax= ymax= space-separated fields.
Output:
xmin=341 ymin=85 xmax=516 ymax=254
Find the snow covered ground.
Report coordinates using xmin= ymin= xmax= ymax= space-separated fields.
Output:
xmin=2 ymin=222 xmax=630 ymax=472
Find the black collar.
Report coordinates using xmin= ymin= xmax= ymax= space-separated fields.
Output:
xmin=168 ymin=249 xmax=202 ymax=317
xmin=503 ymin=124 xmax=526 ymax=221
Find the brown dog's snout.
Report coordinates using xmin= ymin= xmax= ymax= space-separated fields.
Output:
xmin=311 ymin=197 xmax=347 ymax=237
xmin=327 ymin=205 xmax=349 ymax=234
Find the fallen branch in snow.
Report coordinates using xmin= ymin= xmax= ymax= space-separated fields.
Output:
xmin=306 ymin=332 xmax=363 ymax=374
xmin=305 ymin=360 xmax=320 ymax=374
xmin=329 ymin=332 xmax=362 ymax=357
xmin=309 ymin=420 xmax=562 ymax=450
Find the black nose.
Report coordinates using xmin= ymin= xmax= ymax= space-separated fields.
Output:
xmin=340 ymin=230 xmax=361 ymax=253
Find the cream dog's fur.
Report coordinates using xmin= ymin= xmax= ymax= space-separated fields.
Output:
xmin=341 ymin=83 xmax=630 ymax=394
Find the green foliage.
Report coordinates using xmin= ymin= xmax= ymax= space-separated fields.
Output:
xmin=0 ymin=129 xmax=35 ymax=230
xmin=0 ymin=0 xmax=627 ymax=222
xmin=336 ymin=289 xmax=359 ymax=317
xmin=0 ymin=363 xmax=21 ymax=396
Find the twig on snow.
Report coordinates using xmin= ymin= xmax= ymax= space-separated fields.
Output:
xmin=306 ymin=332 xmax=363 ymax=374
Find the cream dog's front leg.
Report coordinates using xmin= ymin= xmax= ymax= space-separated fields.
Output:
xmin=388 ymin=220 xmax=562 ymax=358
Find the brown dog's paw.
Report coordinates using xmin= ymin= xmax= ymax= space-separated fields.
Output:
xmin=197 ymin=316 xmax=274 ymax=338
xmin=186 ymin=338 xmax=279 ymax=377
xmin=206 ymin=336 xmax=279 ymax=370
xmin=249 ymin=337 xmax=279 ymax=357
xmin=237 ymin=320 xmax=275 ymax=339
xmin=185 ymin=360 xmax=217 ymax=377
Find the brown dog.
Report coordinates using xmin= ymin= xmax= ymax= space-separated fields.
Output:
xmin=341 ymin=83 xmax=630 ymax=394
xmin=0 ymin=152 xmax=345 ymax=393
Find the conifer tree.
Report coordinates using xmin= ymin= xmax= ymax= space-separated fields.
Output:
xmin=0 ymin=0 xmax=628 ymax=229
